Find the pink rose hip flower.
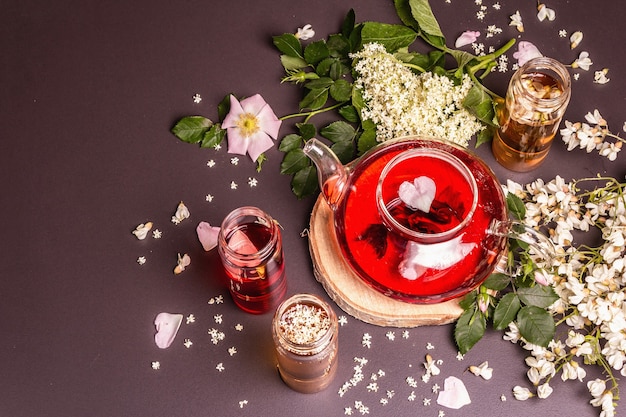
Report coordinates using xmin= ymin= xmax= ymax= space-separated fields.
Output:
xmin=222 ymin=94 xmax=282 ymax=162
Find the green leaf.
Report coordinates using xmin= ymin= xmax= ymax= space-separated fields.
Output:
xmin=407 ymin=0 xmax=444 ymax=38
xmin=329 ymin=79 xmax=352 ymax=102
xmin=338 ymin=105 xmax=360 ymax=123
xmin=278 ymin=134 xmax=302 ymax=152
xmin=458 ymin=291 xmax=477 ymax=310
xmin=321 ymin=121 xmax=356 ymax=143
xmin=272 ymin=34 xmax=303 ymax=58
xmin=331 ymin=140 xmax=355 ymax=164
xmin=357 ymin=121 xmax=378 ymax=154
xmin=454 ymin=308 xmax=486 ymax=354
xmin=291 ymin=166 xmax=319 ymax=199
xmin=475 ymin=126 xmax=493 ymax=147
xmin=329 ymin=60 xmax=350 ymax=80
xmin=327 ymin=34 xmax=351 ymax=57
xmin=200 ymin=124 xmax=226 ymax=148
xmin=463 ymin=85 xmax=496 ymax=126
xmin=171 ymin=116 xmax=213 ymax=144
xmin=492 ymin=293 xmax=521 ymax=330
xmin=506 ymin=192 xmax=526 ymax=220
xmin=280 ymin=149 xmax=310 ymax=175
xmin=449 ymin=49 xmax=477 ymax=71
xmin=280 ymin=54 xmax=308 ymax=71
xmin=482 ymin=273 xmax=511 ymax=291
xmin=304 ymin=40 xmax=330 ymax=65
xmin=304 ymin=77 xmax=334 ymax=90
xmin=517 ymin=285 xmax=559 ymax=308
xmin=360 ymin=22 xmax=418 ymax=52
xmin=297 ymin=123 xmax=317 ymax=140
xmin=217 ymin=94 xmax=231 ymax=121
xmin=341 ymin=9 xmax=356 ymax=38
xmin=299 ymin=88 xmax=329 ymax=111
xmin=517 ymin=306 xmax=555 ymax=347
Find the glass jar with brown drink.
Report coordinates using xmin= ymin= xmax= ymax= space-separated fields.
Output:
xmin=272 ymin=294 xmax=339 ymax=393
xmin=492 ymin=57 xmax=571 ymax=172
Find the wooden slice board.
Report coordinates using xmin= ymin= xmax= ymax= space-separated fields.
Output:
xmin=308 ymin=196 xmax=463 ymax=328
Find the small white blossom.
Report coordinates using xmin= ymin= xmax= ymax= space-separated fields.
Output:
xmin=594 ymin=68 xmax=610 ymax=85
xmin=132 ymin=222 xmax=153 ymax=240
xmin=192 ymin=93 xmax=202 ymax=103
xmin=137 ymin=256 xmax=146 ymax=265
xmin=512 ymin=386 xmax=533 ymax=400
xmin=570 ymin=31 xmax=583 ymax=49
xmin=171 ymin=201 xmax=190 ymax=224
xmin=537 ymin=3 xmax=555 ymax=22
xmin=295 ymin=24 xmax=315 ymax=40
xmin=509 ymin=11 xmax=524 ymax=32
xmin=572 ymin=51 xmax=593 ymax=71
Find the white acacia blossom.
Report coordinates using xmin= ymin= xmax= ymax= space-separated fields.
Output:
xmin=350 ymin=43 xmax=483 ymax=146
xmin=560 ymin=109 xmax=623 ymax=160
xmin=502 ymin=176 xmax=626 ymax=416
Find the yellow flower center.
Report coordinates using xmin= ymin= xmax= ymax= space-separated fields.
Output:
xmin=236 ymin=112 xmax=259 ymax=138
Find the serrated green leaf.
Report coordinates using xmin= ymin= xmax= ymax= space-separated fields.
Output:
xmin=327 ymin=33 xmax=351 ymax=57
xmin=330 ymin=140 xmax=355 ymax=164
xmin=304 ymin=77 xmax=333 ymax=90
xmin=517 ymin=285 xmax=559 ymax=308
xmin=449 ymin=49 xmax=477 ymax=71
xmin=482 ymin=273 xmax=511 ymax=291
xmin=321 ymin=121 xmax=356 ymax=143
xmin=278 ymin=134 xmax=303 ymax=152
xmin=341 ymin=9 xmax=356 ymax=38
xmin=330 ymin=79 xmax=352 ymax=102
xmin=299 ymin=88 xmax=329 ymax=111
xmin=304 ymin=40 xmax=330 ymax=65
xmin=360 ymin=22 xmax=417 ymax=52
xmin=408 ymin=0 xmax=444 ymax=38
xmin=280 ymin=149 xmax=310 ymax=175
xmin=463 ymin=85 xmax=496 ymax=126
xmin=517 ymin=306 xmax=555 ymax=347
xmin=200 ymin=124 xmax=226 ymax=148
xmin=217 ymin=94 xmax=232 ymax=121
xmin=357 ymin=127 xmax=377 ymax=155
xmin=506 ymin=192 xmax=526 ymax=220
xmin=475 ymin=126 xmax=493 ymax=147
xmin=454 ymin=308 xmax=486 ymax=354
xmin=338 ymin=105 xmax=359 ymax=123
xmin=291 ymin=166 xmax=319 ymax=199
xmin=492 ymin=293 xmax=521 ymax=330
xmin=297 ymin=123 xmax=317 ymax=140
xmin=458 ymin=291 xmax=477 ymax=310
xmin=272 ymin=34 xmax=303 ymax=58
xmin=171 ymin=116 xmax=213 ymax=144
xmin=329 ymin=60 xmax=350 ymax=80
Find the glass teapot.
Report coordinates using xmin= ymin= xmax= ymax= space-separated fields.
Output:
xmin=303 ymin=136 xmax=554 ymax=304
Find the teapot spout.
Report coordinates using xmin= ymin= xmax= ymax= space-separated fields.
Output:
xmin=303 ymin=138 xmax=348 ymax=210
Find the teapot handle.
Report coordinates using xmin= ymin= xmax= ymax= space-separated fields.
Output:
xmin=487 ymin=219 xmax=556 ymax=273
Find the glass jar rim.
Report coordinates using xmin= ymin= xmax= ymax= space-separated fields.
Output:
xmin=218 ymin=206 xmax=279 ymax=260
xmin=516 ymin=56 xmax=571 ymax=105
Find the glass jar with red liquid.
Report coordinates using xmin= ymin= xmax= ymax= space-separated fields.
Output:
xmin=492 ymin=56 xmax=571 ymax=172
xmin=272 ymin=293 xmax=339 ymax=393
xmin=217 ymin=206 xmax=287 ymax=314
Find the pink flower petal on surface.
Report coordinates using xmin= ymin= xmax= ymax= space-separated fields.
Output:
xmin=437 ymin=376 xmax=472 ymax=409
xmin=221 ymin=95 xmax=245 ymax=129
xmin=513 ymin=41 xmax=543 ymax=66
xmin=455 ymin=31 xmax=480 ymax=48
xmin=154 ymin=312 xmax=183 ymax=349
xmin=197 ymin=221 xmax=220 ymax=251
xmin=245 ymin=131 xmax=275 ymax=163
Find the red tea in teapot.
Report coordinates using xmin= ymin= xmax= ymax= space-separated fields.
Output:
xmin=333 ymin=140 xmax=507 ymax=303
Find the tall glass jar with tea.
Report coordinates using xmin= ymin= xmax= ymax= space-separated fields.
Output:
xmin=272 ymin=294 xmax=339 ymax=393
xmin=217 ymin=206 xmax=287 ymax=314
xmin=492 ymin=57 xmax=571 ymax=172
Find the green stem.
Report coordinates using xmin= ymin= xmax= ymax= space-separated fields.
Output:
xmin=279 ymin=102 xmax=347 ymax=123
xmin=467 ymin=38 xmax=516 ymax=75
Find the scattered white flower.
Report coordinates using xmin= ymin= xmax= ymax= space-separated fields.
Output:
xmin=408 ymin=391 xmax=417 ymax=401
xmin=214 ymin=314 xmax=223 ymax=324
xmin=492 ymin=2 xmax=501 ymax=10
xmin=214 ymin=143 xmax=222 ymax=151
xmin=151 ymin=361 xmax=160 ymax=370
xmin=571 ymin=51 xmax=593 ymax=71
xmin=426 ymin=342 xmax=435 ymax=350
xmin=338 ymin=315 xmax=348 ymax=326
xmin=295 ymin=24 xmax=315 ymax=40
xmin=537 ymin=3 xmax=555 ymax=22
xmin=500 ymin=394 xmax=507 ymax=401
xmin=216 ymin=362 xmax=225 ymax=372
xmin=570 ymin=31 xmax=583 ymax=49
xmin=402 ymin=330 xmax=410 ymax=339
xmin=385 ymin=331 xmax=395 ymax=341
xmin=594 ymin=68 xmax=610 ymax=85
xmin=238 ymin=400 xmax=248 ymax=409
xmin=559 ymin=29 xmax=567 ymax=38
xmin=509 ymin=11 xmax=524 ymax=32
xmin=207 ymin=159 xmax=216 ymax=167
xmin=173 ymin=253 xmax=191 ymax=274
xmin=456 ymin=352 xmax=465 ymax=361
xmin=183 ymin=339 xmax=193 ymax=348
xmin=537 ymin=382 xmax=554 ymax=399
xmin=469 ymin=361 xmax=493 ymax=380
xmin=205 ymin=194 xmax=214 ymax=202
xmin=432 ymin=383 xmax=440 ymax=393
xmin=228 ymin=346 xmax=237 ymax=356
xmin=171 ymin=201 xmax=190 ymax=224
xmin=423 ymin=397 xmax=431 ymax=406
xmin=152 ymin=229 xmax=162 ymax=239
xmin=132 ymin=222 xmax=153 ymax=240
xmin=362 ymin=333 xmax=372 ymax=348
xmin=476 ymin=10 xmax=486 ymax=21
xmin=230 ymin=157 xmax=239 ymax=165
xmin=186 ymin=314 xmax=195 ymax=324
xmin=424 ymin=354 xmax=441 ymax=377
xmin=230 ymin=181 xmax=238 ymax=190
xmin=513 ymin=386 xmax=533 ymax=400
xmin=192 ymin=93 xmax=202 ymax=103
xmin=235 ymin=323 xmax=244 ymax=331
xmin=137 ymin=256 xmax=146 ymax=265
xmin=248 ymin=177 xmax=258 ymax=187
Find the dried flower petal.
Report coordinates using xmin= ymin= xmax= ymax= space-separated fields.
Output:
xmin=436 ymin=376 xmax=471 ymax=409
xmin=454 ymin=31 xmax=480 ymax=48
xmin=154 ymin=312 xmax=183 ymax=349
xmin=468 ymin=361 xmax=493 ymax=380
xmin=132 ymin=222 xmax=153 ymax=240
xmin=570 ymin=31 xmax=583 ymax=49
xmin=513 ymin=41 xmax=542 ymax=66
xmin=171 ymin=201 xmax=190 ymax=224
xmin=295 ymin=24 xmax=315 ymax=40
xmin=509 ymin=11 xmax=524 ymax=32
xmin=196 ymin=221 xmax=221 ymax=251
xmin=537 ymin=3 xmax=555 ymax=22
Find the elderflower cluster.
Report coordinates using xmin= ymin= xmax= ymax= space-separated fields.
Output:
xmin=350 ymin=43 xmax=484 ymax=147
xmin=560 ymin=109 xmax=624 ymax=161
xmin=502 ymin=176 xmax=626 ymax=416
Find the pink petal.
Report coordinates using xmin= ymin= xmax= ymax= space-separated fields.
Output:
xmin=222 ymin=95 xmax=245 ymax=129
xmin=196 ymin=221 xmax=220 ymax=251
xmin=239 ymin=93 xmax=268 ymax=115
xmin=513 ymin=41 xmax=543 ymax=66
xmin=226 ymin=127 xmax=250 ymax=156
xmin=246 ymin=131 xmax=275 ymax=162
xmin=256 ymin=104 xmax=282 ymax=139
xmin=154 ymin=312 xmax=183 ymax=349
xmin=455 ymin=31 xmax=480 ymax=48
